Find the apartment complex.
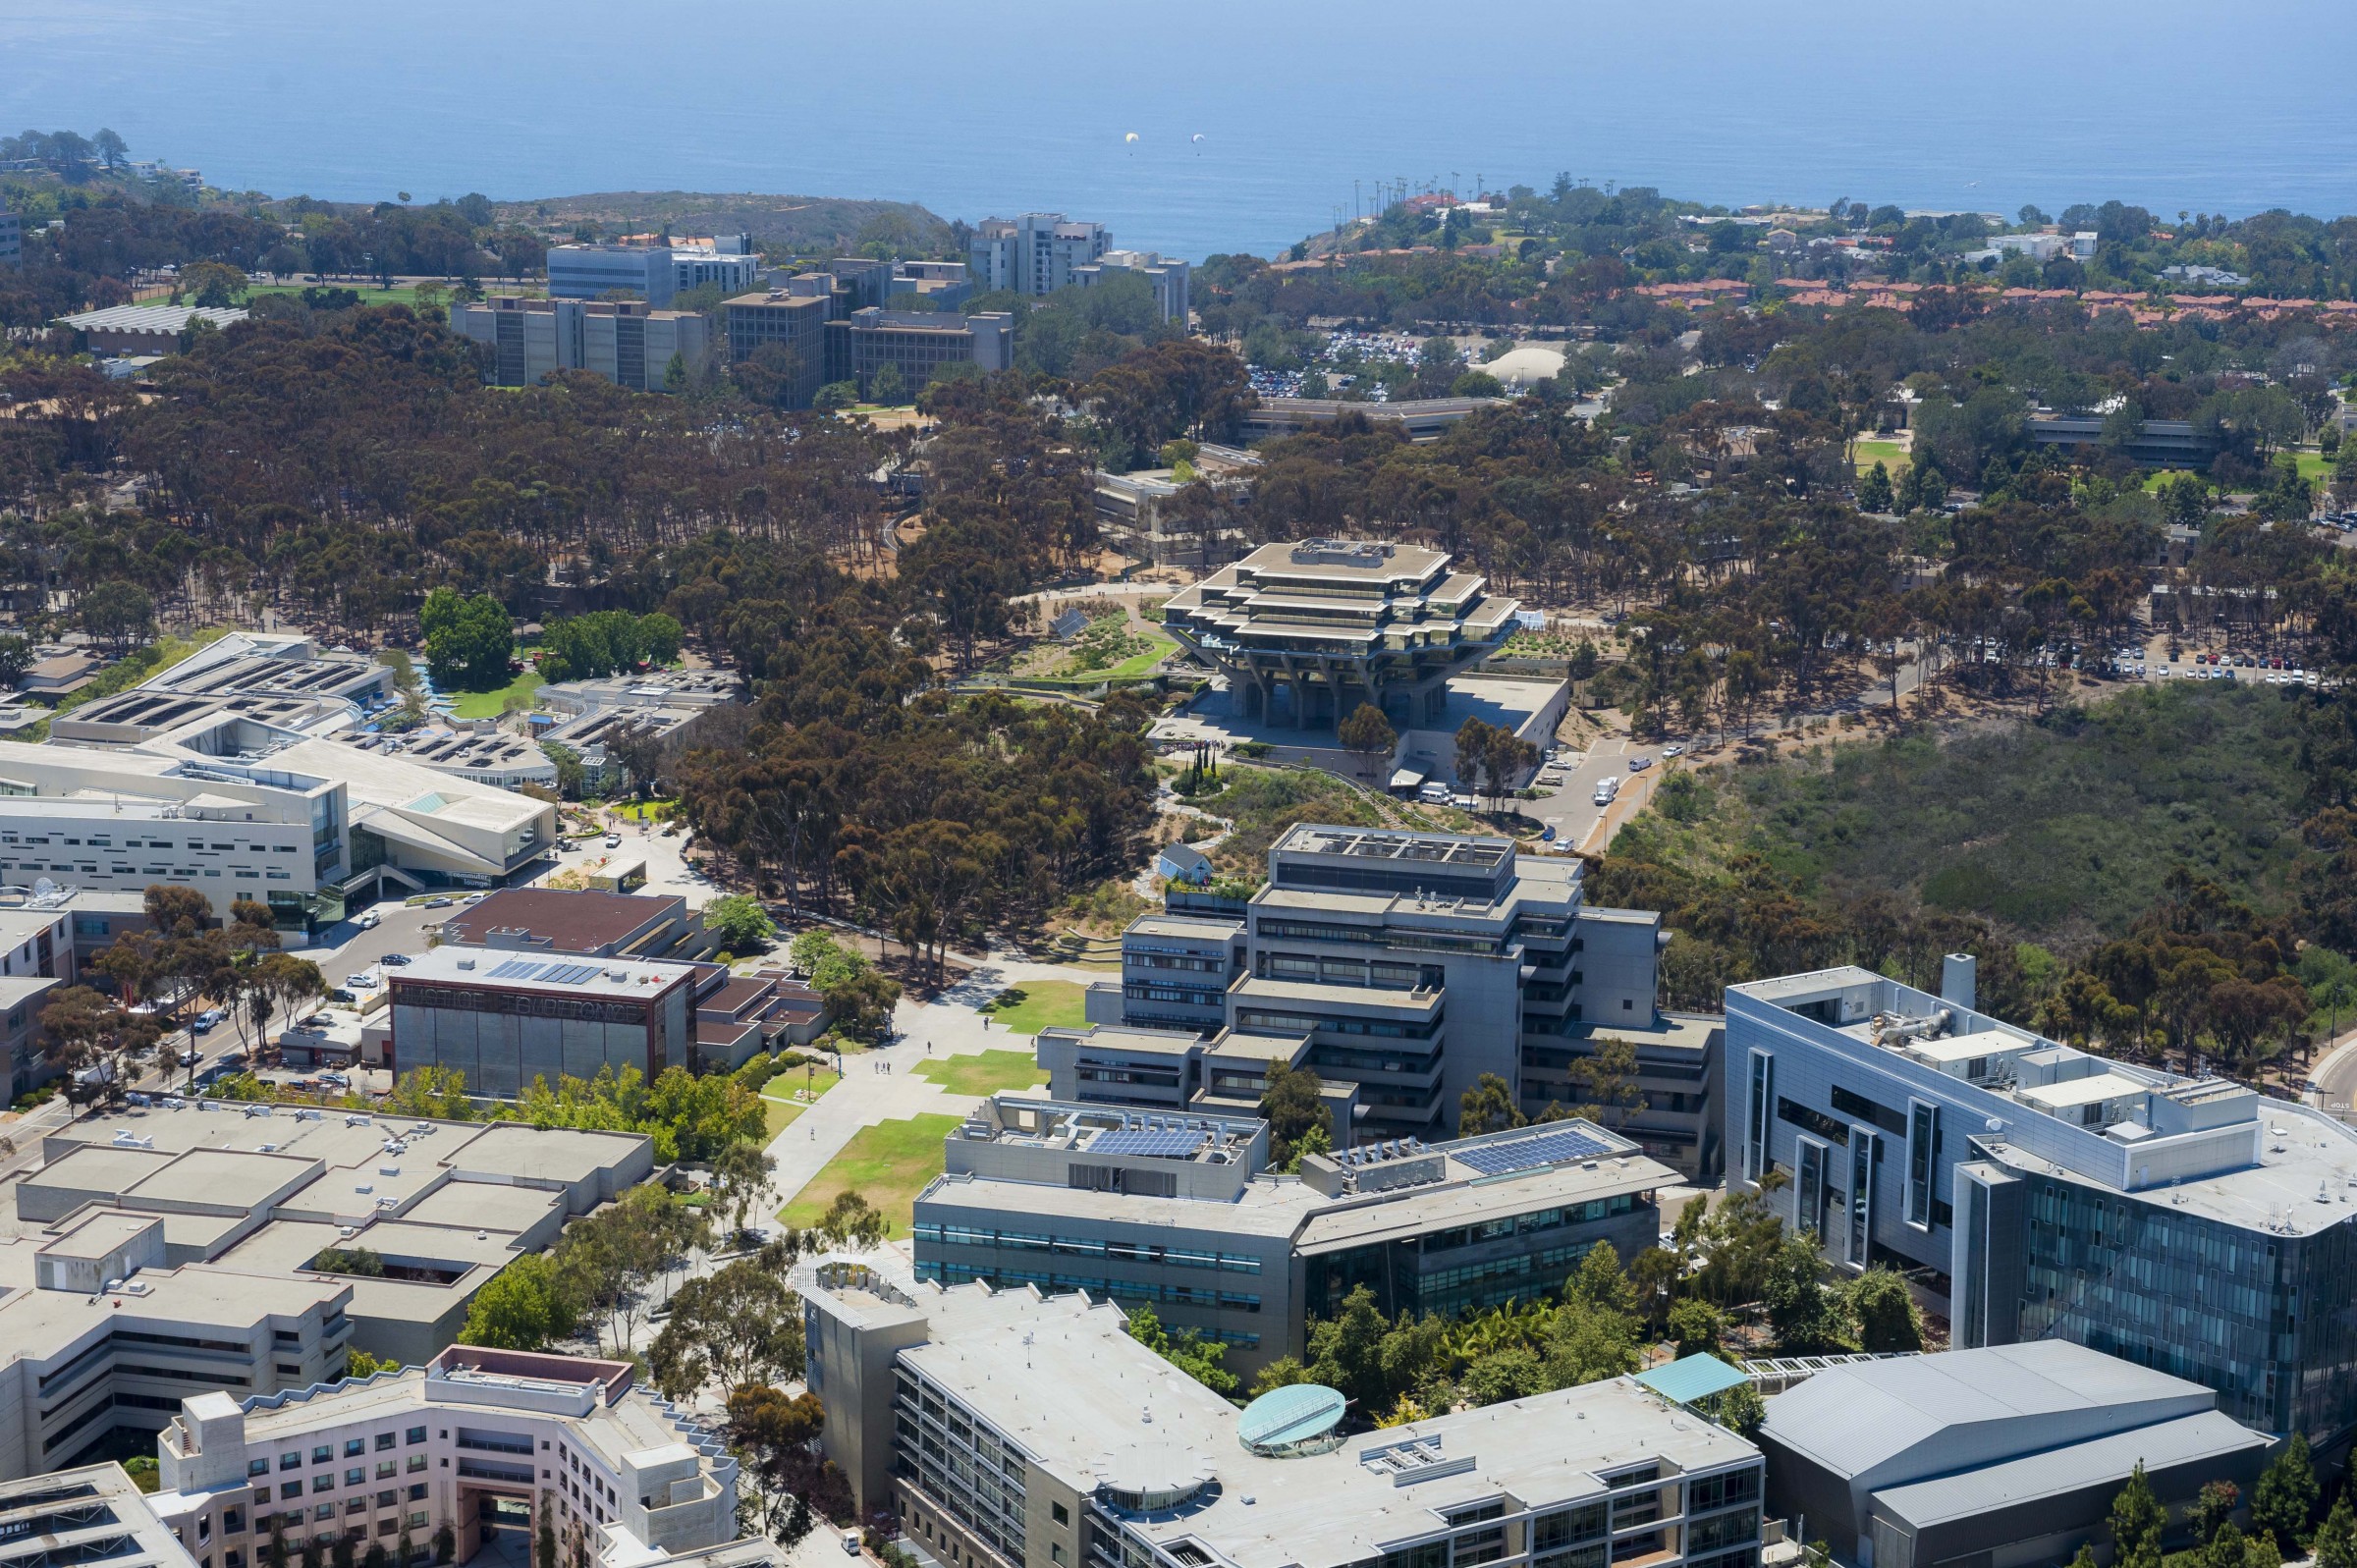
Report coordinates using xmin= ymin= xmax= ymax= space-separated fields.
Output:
xmin=154 ymin=1346 xmax=740 ymax=1568
xmin=1074 ymin=822 xmax=1719 ymax=1175
xmin=911 ymin=1094 xmax=1668 ymax=1373
xmin=1073 ymin=247 xmax=1190 ymax=323
xmin=1726 ymin=960 xmax=2357 ymax=1439
xmin=1162 ymin=540 xmax=1520 ymax=730
xmin=448 ymin=297 xmax=710 ymax=393
xmin=968 ymin=213 xmax=1111 ymax=297
xmin=799 ymin=1252 xmax=1765 ymax=1568
xmin=0 ymin=1105 xmax=653 ymax=1477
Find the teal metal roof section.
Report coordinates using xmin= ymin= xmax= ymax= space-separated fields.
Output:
xmin=1237 ymin=1383 xmax=1347 ymax=1454
xmin=1635 ymin=1354 xmax=1749 ymax=1405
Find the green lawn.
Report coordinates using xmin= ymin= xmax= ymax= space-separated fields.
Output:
xmin=2294 ymin=451 xmax=2333 ymax=482
xmin=760 ymin=1066 xmax=842 ymax=1137
xmin=778 ymin=1113 xmax=960 ymax=1238
xmin=909 ymin=1050 xmax=1047 ymax=1097
xmin=613 ymin=799 xmax=679 ymax=821
xmin=1852 ymin=438 xmax=1908 ymax=474
xmin=244 ymin=283 xmax=433 ymax=308
xmin=976 ymin=979 xmax=1088 ymax=1034
xmin=443 ymin=670 xmax=545 ymax=719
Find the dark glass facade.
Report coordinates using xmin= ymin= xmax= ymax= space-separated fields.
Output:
xmin=2014 ymin=1166 xmax=2357 ymax=1436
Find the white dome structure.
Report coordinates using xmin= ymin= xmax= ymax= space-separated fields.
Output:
xmin=1482 ymin=344 xmax=1568 ymax=389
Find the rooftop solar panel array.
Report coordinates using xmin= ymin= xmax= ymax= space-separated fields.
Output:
xmin=1453 ymin=1123 xmax=1617 ymax=1176
xmin=487 ymin=959 xmax=547 ymax=980
xmin=540 ymin=962 xmax=604 ymax=987
xmin=1090 ymin=1127 xmax=1209 ymax=1160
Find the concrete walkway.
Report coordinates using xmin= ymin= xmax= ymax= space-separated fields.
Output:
xmin=755 ymin=955 xmax=1102 ymax=1214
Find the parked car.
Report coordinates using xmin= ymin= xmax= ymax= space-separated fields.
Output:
xmin=380 ymin=953 xmax=412 ymax=967
xmin=327 ymin=988 xmax=357 ymax=1004
xmin=1628 ymin=755 xmax=1652 ymax=772
xmin=356 ymin=910 xmax=382 ymax=931
xmin=1663 ymin=743 xmax=1685 ymax=758
xmin=422 ymin=896 xmax=454 ymax=909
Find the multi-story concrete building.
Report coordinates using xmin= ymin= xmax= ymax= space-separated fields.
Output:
xmin=1073 ymin=247 xmax=1190 ymax=323
xmin=968 ymin=213 xmax=1111 ymax=297
xmin=1726 ymin=959 xmax=2357 ymax=1441
xmin=1075 ymin=824 xmax=1719 ymax=1175
xmin=885 ymin=259 xmax=971 ymax=311
xmin=1162 ymin=540 xmax=1520 ymax=730
xmin=0 ymin=1105 xmax=654 ymax=1476
xmin=0 ymin=203 xmax=20 ymax=270
xmin=545 ymin=244 xmax=681 ymax=307
xmin=823 ymin=307 xmax=1014 ymax=400
xmin=799 ymin=1251 xmax=1764 ymax=1568
xmin=719 ymin=288 xmax=830 ymax=406
xmin=0 ymin=892 xmax=77 ymax=1101
xmin=448 ymin=297 xmax=709 ymax=393
xmin=0 ymin=711 xmax=554 ymax=932
xmin=154 ymin=1346 xmax=741 ymax=1568
xmin=911 ymin=1094 xmax=1668 ymax=1374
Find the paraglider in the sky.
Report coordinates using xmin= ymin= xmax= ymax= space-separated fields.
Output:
xmin=1124 ymin=132 xmax=1140 ymax=142
xmin=1191 ymin=134 xmax=1205 ymax=155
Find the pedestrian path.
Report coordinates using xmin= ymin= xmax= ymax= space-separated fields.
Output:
xmin=757 ymin=956 xmax=1098 ymax=1212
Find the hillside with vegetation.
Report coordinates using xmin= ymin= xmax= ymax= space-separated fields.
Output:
xmin=489 ymin=191 xmax=953 ymax=258
xmin=1602 ymin=684 xmax=2356 ymax=1076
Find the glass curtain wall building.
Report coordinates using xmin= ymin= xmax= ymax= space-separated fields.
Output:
xmin=1726 ymin=961 xmax=2357 ymax=1441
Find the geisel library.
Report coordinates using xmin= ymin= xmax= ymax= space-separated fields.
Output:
xmin=1161 ymin=540 xmax=1519 ymax=730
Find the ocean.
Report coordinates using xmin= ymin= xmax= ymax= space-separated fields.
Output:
xmin=5 ymin=0 xmax=2355 ymax=262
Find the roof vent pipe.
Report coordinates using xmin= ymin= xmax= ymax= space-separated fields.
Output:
xmin=1942 ymin=952 xmax=1977 ymax=1013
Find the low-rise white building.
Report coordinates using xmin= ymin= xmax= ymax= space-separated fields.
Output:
xmin=0 ymin=1108 xmax=654 ymax=1477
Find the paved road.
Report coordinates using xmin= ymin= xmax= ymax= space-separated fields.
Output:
xmin=2305 ymin=1026 xmax=2357 ymax=1120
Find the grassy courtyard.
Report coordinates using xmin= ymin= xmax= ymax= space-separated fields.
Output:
xmin=778 ymin=1113 xmax=960 ymax=1239
xmin=909 ymin=1050 xmax=1047 ymax=1097
xmin=1851 ymin=437 xmax=1908 ymax=474
xmin=759 ymin=1065 xmax=842 ymax=1137
xmin=976 ymin=979 xmax=1088 ymax=1034
xmin=443 ymin=669 xmax=545 ymax=719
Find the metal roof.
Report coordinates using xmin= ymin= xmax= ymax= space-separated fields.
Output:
xmin=1633 ymin=1354 xmax=1749 ymax=1405
xmin=1868 ymin=1410 xmax=2270 ymax=1529
xmin=1760 ymin=1342 xmax=2220 ymax=1486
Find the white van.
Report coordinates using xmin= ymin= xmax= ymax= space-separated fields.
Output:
xmin=1416 ymin=782 xmax=1450 ymax=804
xmin=842 ymin=1530 xmax=861 ymax=1555
xmin=1592 ymin=777 xmax=1620 ymax=807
